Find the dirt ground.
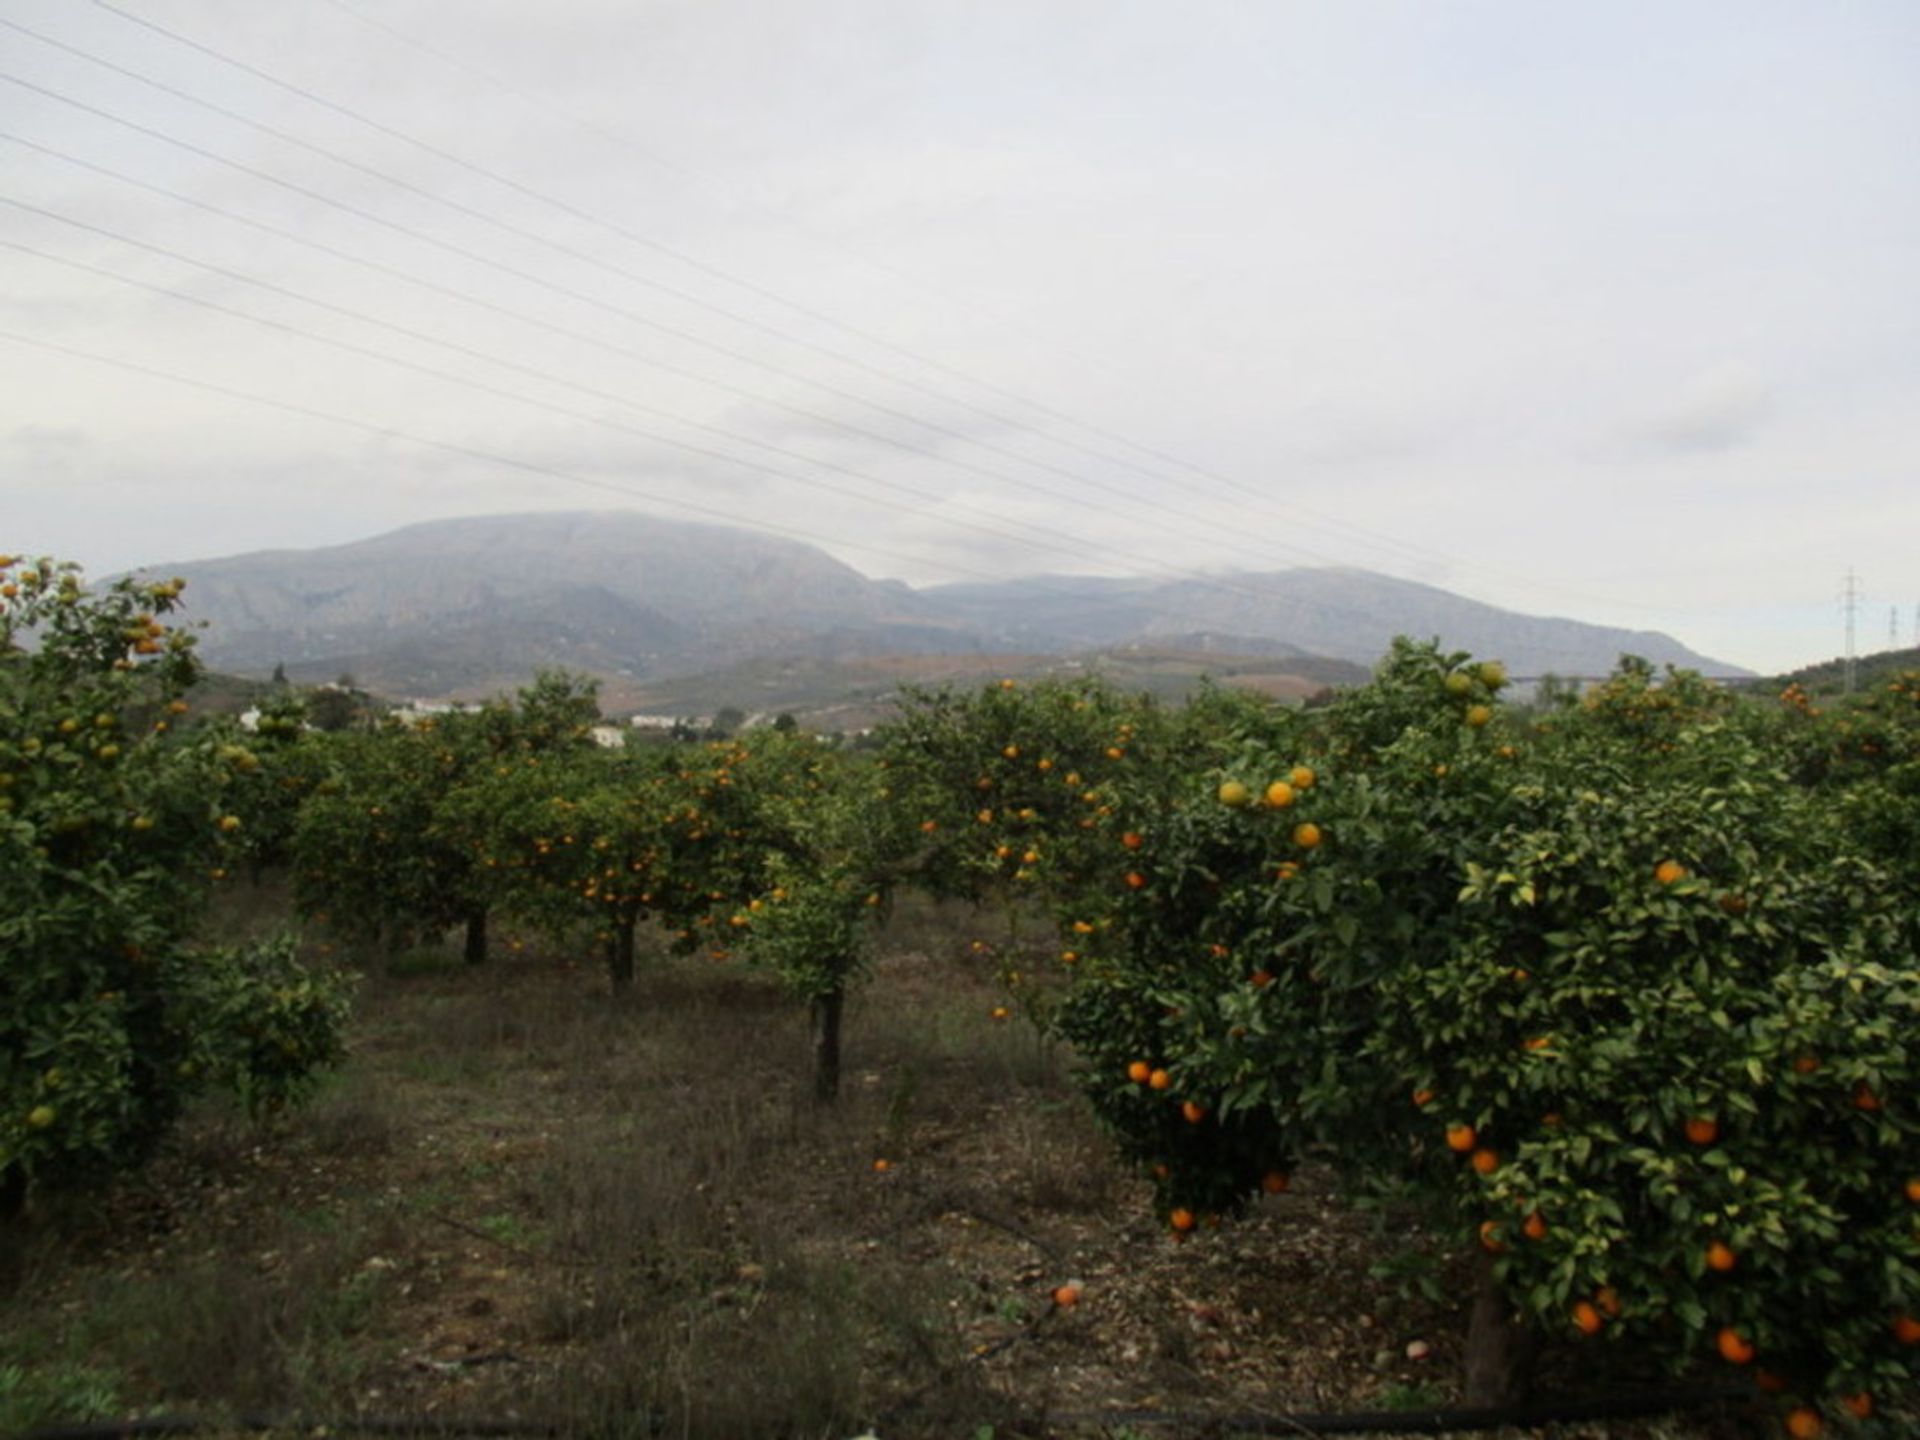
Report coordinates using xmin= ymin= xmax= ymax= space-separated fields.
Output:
xmin=0 ymin=890 xmax=1797 ymax=1438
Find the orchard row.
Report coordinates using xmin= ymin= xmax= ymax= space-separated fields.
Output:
xmin=5 ymin=560 xmax=1917 ymax=1431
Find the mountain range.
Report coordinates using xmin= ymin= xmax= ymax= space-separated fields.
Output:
xmin=126 ymin=510 xmax=1748 ymax=709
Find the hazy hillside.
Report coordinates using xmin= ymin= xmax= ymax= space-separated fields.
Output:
xmin=926 ymin=568 xmax=1742 ymax=679
xmin=136 ymin=512 xmax=951 ymax=693
xmin=129 ymin=510 xmax=1749 ymax=701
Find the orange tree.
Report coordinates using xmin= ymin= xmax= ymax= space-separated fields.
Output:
xmin=1775 ymin=672 xmax=1920 ymax=933
xmin=877 ymin=675 xmax=1180 ymax=919
xmin=728 ymin=730 xmax=923 ymax=1098
xmin=208 ymin=693 xmax=335 ymax=881
xmin=906 ymin=645 xmax=1919 ymax=1422
xmin=443 ymin=734 xmax=781 ymax=991
xmin=290 ymin=675 xmax=601 ymax=964
xmin=1 ymin=559 xmax=349 ymax=1211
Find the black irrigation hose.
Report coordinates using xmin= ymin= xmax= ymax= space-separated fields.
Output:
xmin=23 ymin=1384 xmax=1757 ymax=1440
xmin=1056 ymin=1381 xmax=1759 ymax=1435
xmin=18 ymin=1420 xmax=560 ymax=1440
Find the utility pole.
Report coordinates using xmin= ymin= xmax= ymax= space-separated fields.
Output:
xmin=1892 ymin=607 xmax=1901 ymax=650
xmin=1841 ymin=568 xmax=1859 ymax=694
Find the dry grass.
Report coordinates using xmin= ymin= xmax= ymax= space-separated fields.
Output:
xmin=0 ymin=892 xmax=1798 ymax=1439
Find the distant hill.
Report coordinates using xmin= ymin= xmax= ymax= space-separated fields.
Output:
xmin=1774 ymin=645 xmax=1920 ymax=695
xmin=923 ymin=568 xmax=1742 ymax=680
xmin=125 ymin=510 xmax=1749 ymax=704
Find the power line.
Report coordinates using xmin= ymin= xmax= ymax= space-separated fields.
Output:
xmin=0 ymin=69 xmax=1348 ymax=581
xmin=0 ymin=325 xmax=993 ymax=587
xmin=62 ymin=0 xmax=1669 ymax=617
xmin=58 ymin=7 xmax=1291 ymax=542
xmin=0 ymin=128 xmax=1377 ymax=603
xmin=300 ymin=0 xmax=1698 ymax=618
xmin=0 ymin=325 xmax=1398 ymax=649
xmin=0 ymin=219 xmax=1306 ymax=595
xmin=0 ymin=222 xmax=1444 ymax=641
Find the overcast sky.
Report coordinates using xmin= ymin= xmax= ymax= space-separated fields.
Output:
xmin=3 ymin=0 xmax=1917 ymax=672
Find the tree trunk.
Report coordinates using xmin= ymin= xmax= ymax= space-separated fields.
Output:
xmin=811 ymin=985 xmax=844 ymax=1101
xmin=0 ymin=1167 xmax=27 ymax=1287
xmin=463 ymin=907 xmax=489 ymax=966
xmin=609 ymin=912 xmax=637 ymax=992
xmin=1464 ymin=1251 xmax=1538 ymax=1406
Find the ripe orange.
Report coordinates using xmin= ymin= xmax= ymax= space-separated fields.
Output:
xmin=1522 ymin=1211 xmax=1547 ymax=1242
xmin=1853 ymin=1082 xmax=1882 ymax=1111
xmin=872 ymin=1158 xmax=892 ymax=1173
xmin=1217 ymin=780 xmax=1251 ymax=808
xmin=1411 ymin=1088 xmax=1436 ymax=1108
xmin=1655 ymin=859 xmax=1687 ymax=886
xmin=1594 ymin=1286 xmax=1622 ymax=1319
xmin=1121 ymin=831 xmax=1144 ymax=850
xmin=1684 ymin=1116 xmax=1719 ymax=1146
xmin=1893 ymin=1311 xmax=1920 ymax=1344
xmin=1479 ymin=1221 xmax=1508 ymax=1254
xmin=1705 ymin=1240 xmax=1736 ymax=1272
xmin=1783 ymin=1407 xmax=1823 ymax=1439
xmin=1905 ymin=1177 xmax=1920 ymax=1203
xmin=1181 ymin=1100 xmax=1207 ymax=1125
xmin=1263 ymin=780 xmax=1295 ymax=809
xmin=1470 ymin=1148 xmax=1499 ymax=1175
xmin=1524 ymin=1035 xmax=1552 ymax=1051
xmin=1715 ymin=1326 xmax=1754 ymax=1365
xmin=1148 ymin=1068 xmax=1172 ymax=1091
xmin=1128 ymin=1061 xmax=1152 ymax=1084
xmin=1446 ymin=1123 xmax=1477 ymax=1152
xmin=1839 ymin=1393 xmax=1872 ymax=1420
xmin=1052 ymin=1282 xmax=1082 ymax=1308
xmin=1123 ymin=871 xmax=1147 ymax=891
xmin=1260 ymin=1170 xmax=1290 ymax=1194
xmin=1274 ymin=862 xmax=1300 ymax=881
xmin=1169 ymin=1207 xmax=1196 ymax=1233
xmin=1571 ymin=1300 xmax=1603 ymax=1335
xmin=1792 ymin=1053 xmax=1821 ymax=1075
xmin=1002 ymin=744 xmax=1020 ymax=759
xmin=1292 ymin=822 xmax=1323 ymax=849
xmin=1290 ymin=765 xmax=1316 ymax=790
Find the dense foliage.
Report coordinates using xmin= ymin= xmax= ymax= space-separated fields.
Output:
xmin=0 ymin=559 xmax=348 ymax=1205
xmin=883 ymin=648 xmax=1920 ymax=1425
xmin=14 ymin=554 xmax=1914 ymax=1430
